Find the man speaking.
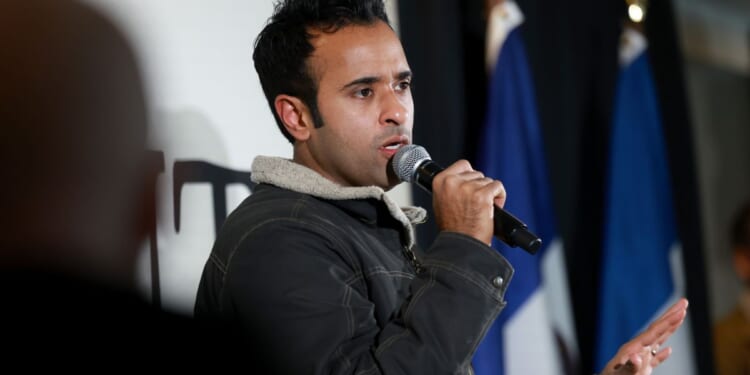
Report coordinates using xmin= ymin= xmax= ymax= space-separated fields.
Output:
xmin=194 ymin=1 xmax=687 ymax=373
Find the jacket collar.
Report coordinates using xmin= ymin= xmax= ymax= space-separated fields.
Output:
xmin=251 ymin=156 xmax=426 ymax=247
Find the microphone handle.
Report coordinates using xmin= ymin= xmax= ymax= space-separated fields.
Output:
xmin=493 ymin=206 xmax=542 ymax=254
xmin=415 ymin=160 xmax=443 ymax=190
xmin=415 ymin=160 xmax=541 ymax=254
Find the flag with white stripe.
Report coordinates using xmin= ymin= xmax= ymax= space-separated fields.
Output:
xmin=594 ymin=26 xmax=696 ymax=375
xmin=472 ymin=2 xmax=577 ymax=374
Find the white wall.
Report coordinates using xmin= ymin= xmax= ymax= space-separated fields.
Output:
xmin=83 ymin=0 xmax=408 ymax=314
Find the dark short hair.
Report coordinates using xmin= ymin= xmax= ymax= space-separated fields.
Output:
xmin=731 ymin=200 xmax=750 ymax=248
xmin=253 ymin=0 xmax=390 ymax=143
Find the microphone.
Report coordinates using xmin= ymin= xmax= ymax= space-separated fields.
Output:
xmin=392 ymin=144 xmax=542 ymax=254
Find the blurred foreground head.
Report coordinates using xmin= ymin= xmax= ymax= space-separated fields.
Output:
xmin=0 ymin=0 xmax=150 ymax=286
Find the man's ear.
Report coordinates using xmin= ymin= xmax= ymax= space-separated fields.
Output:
xmin=274 ymin=94 xmax=314 ymax=142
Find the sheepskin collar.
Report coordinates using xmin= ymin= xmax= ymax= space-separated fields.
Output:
xmin=251 ymin=156 xmax=426 ymax=247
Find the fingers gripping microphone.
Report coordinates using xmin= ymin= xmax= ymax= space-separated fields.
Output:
xmin=392 ymin=145 xmax=542 ymax=254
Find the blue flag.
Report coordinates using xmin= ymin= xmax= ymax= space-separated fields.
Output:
xmin=595 ymin=27 xmax=695 ymax=374
xmin=473 ymin=2 xmax=576 ymax=374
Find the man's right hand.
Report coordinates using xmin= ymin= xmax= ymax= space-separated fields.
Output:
xmin=431 ymin=160 xmax=506 ymax=246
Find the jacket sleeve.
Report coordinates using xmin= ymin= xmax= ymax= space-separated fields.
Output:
xmin=224 ymin=221 xmax=514 ymax=375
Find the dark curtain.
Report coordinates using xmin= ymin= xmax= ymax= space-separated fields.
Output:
xmin=398 ymin=0 xmax=713 ymax=374
xmin=519 ymin=0 xmax=620 ymax=372
xmin=646 ymin=1 xmax=713 ymax=374
xmin=397 ymin=0 xmax=484 ymax=244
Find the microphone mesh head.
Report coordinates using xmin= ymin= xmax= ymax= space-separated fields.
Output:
xmin=392 ymin=145 xmax=431 ymax=183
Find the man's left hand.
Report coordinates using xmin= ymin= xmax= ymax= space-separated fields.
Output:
xmin=600 ymin=298 xmax=689 ymax=375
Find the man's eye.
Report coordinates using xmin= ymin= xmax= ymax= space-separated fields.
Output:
xmin=397 ymin=81 xmax=411 ymax=90
xmin=355 ymin=88 xmax=373 ymax=98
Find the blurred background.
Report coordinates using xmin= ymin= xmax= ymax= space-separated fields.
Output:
xmin=80 ymin=0 xmax=748 ymax=374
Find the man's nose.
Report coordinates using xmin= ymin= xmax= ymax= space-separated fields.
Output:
xmin=379 ymin=91 xmax=410 ymax=126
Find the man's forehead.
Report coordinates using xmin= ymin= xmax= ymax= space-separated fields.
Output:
xmin=307 ymin=21 xmax=409 ymax=84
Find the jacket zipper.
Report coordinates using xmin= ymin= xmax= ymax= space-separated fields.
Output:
xmin=402 ymin=245 xmax=422 ymax=274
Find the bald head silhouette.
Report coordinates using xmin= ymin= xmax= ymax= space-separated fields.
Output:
xmin=0 ymin=3 xmax=268 ymax=369
xmin=0 ymin=0 xmax=151 ymax=286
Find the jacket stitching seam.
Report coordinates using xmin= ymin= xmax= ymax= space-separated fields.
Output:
xmin=375 ymin=329 xmax=410 ymax=357
xmin=354 ymin=365 xmax=379 ymax=375
xmin=339 ymin=288 xmax=355 ymax=369
xmin=345 ymin=268 xmax=415 ymax=286
xmin=344 ymin=285 xmax=355 ymax=338
xmin=216 ymin=216 xmax=355 ymax=311
xmin=374 ymin=268 xmax=436 ymax=356
xmin=208 ymin=253 xmax=227 ymax=274
xmin=403 ymin=267 xmax=436 ymax=321
xmin=224 ymin=217 xmax=352 ymax=276
xmin=421 ymin=260 xmax=503 ymax=300
xmin=463 ymin=301 xmax=504 ymax=366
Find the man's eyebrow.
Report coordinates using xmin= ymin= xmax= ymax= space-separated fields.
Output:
xmin=396 ymin=71 xmax=412 ymax=80
xmin=340 ymin=71 xmax=412 ymax=91
xmin=341 ymin=76 xmax=380 ymax=90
